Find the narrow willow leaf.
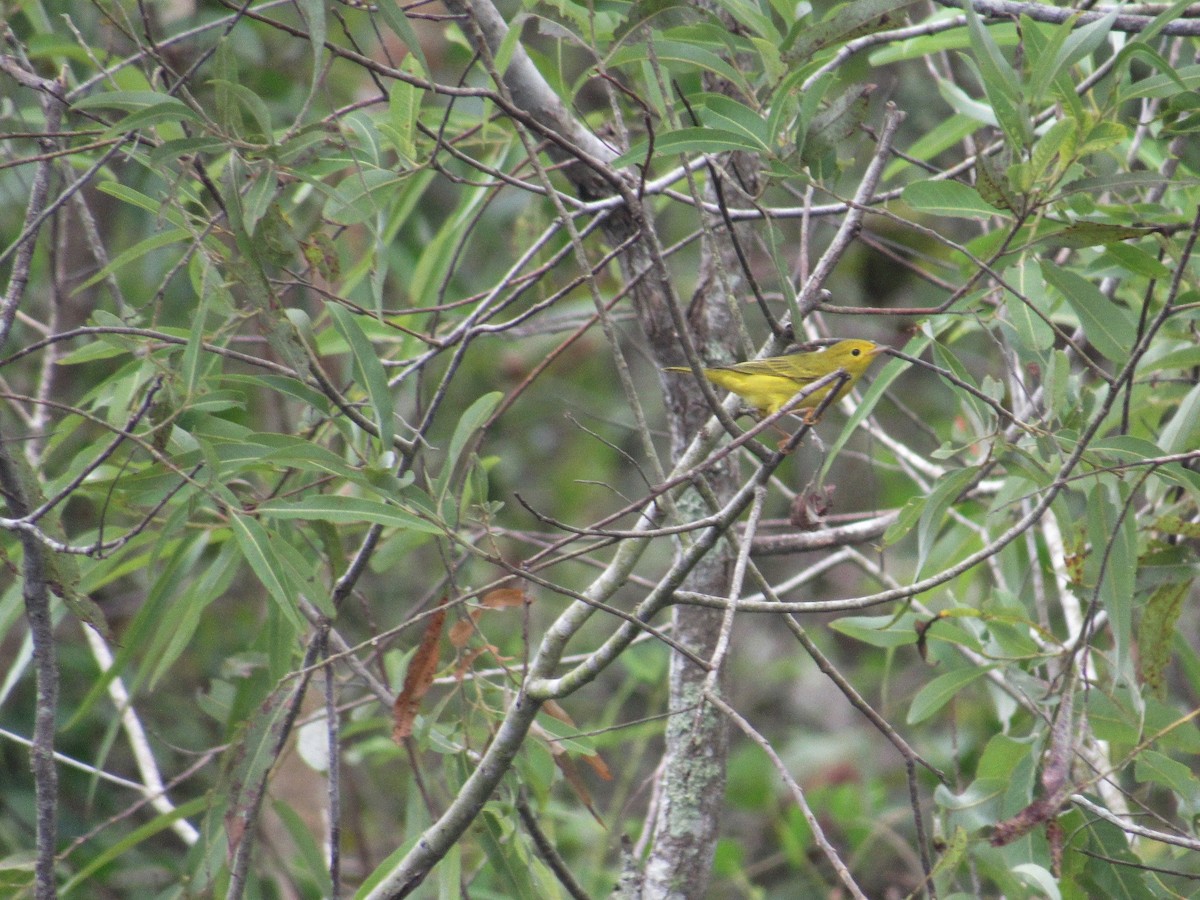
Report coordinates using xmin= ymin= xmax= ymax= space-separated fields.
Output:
xmin=229 ymin=513 xmax=306 ymax=631
xmin=963 ymin=2 xmax=1029 ymax=148
xmin=58 ymin=797 xmax=207 ymax=895
xmin=606 ymin=40 xmax=746 ymax=92
xmin=219 ymin=683 xmax=295 ymax=861
xmin=917 ymin=467 xmax=980 ymax=577
xmin=697 ymin=93 xmax=769 ymax=146
xmin=1158 ymin=381 xmax=1200 ymax=455
xmin=1086 ymin=481 xmax=1135 ymax=674
xmin=870 ymin=22 xmax=1017 ymax=67
xmin=382 ymin=79 xmax=420 ymax=162
xmin=903 ymin=180 xmax=1003 ymax=219
xmin=1134 ymin=747 xmax=1197 ymax=795
xmin=478 ymin=809 xmax=538 ymax=899
xmin=908 ymin=666 xmax=994 ymax=724
xmin=435 ymin=392 xmax=503 ymax=511
xmin=819 ymin=345 xmax=918 ymax=482
xmin=1002 ymin=260 xmax=1054 ymax=350
xmin=375 ymin=0 xmax=430 ymax=78
xmin=1138 ymin=581 xmax=1191 ymax=698
xmin=257 ymin=495 xmax=443 ymax=534
xmin=73 ymin=227 xmax=191 ymax=293
xmin=1035 ymin=222 xmax=1154 ymax=250
xmin=295 ymin=0 xmax=326 ymax=97
xmin=783 ymin=0 xmax=920 ymax=64
xmin=1028 ymin=7 xmax=1117 ymax=104
xmin=326 ymin=302 xmax=394 ymax=454
xmin=829 ymin=613 xmax=921 ymax=648
xmin=802 ymin=83 xmax=872 ymax=177
xmin=611 ymin=126 xmax=767 ymax=168
xmin=1100 ymin=243 xmax=1172 ymax=279
xmin=148 ymin=540 xmax=240 ymax=689
xmin=72 ymin=91 xmax=199 ymax=114
xmin=1040 ymin=261 xmax=1134 ymax=361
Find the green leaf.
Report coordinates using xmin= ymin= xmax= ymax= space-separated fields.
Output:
xmin=1112 ymin=42 xmax=1189 ymax=104
xmin=1099 ymin=242 xmax=1172 ymax=279
xmin=149 ymin=135 xmax=227 ymax=164
xmin=802 ymin=83 xmax=872 ymax=176
xmin=58 ymin=797 xmax=207 ymax=896
xmin=295 ymin=0 xmax=326 ymax=97
xmin=1138 ymin=581 xmax=1191 ymax=699
xmin=962 ymin=3 xmax=1030 ymax=148
xmin=829 ymin=613 xmax=920 ymax=648
xmin=257 ymin=495 xmax=443 ymax=534
xmin=696 ymin=93 xmax=769 ymax=147
xmin=148 ymin=540 xmax=240 ymax=689
xmin=883 ymin=493 xmax=924 ymax=547
xmin=606 ymin=39 xmax=747 ymax=93
xmin=72 ymin=90 xmax=195 ymax=114
xmin=613 ymin=0 xmax=706 ymax=41
xmin=1028 ymin=117 xmax=1076 ymax=182
xmin=870 ymin=22 xmax=1017 ymax=67
xmin=1034 ymin=222 xmax=1154 ymax=250
xmin=434 ymin=392 xmax=502 ymax=510
xmin=96 ymin=99 xmax=204 ymax=137
xmin=1039 ymin=261 xmax=1134 ymax=361
xmin=1002 ymin=260 xmax=1055 ymax=351
xmin=229 ymin=513 xmax=306 ymax=631
xmin=321 ymin=167 xmax=407 ymax=226
xmin=326 ymin=302 xmax=394 ymax=454
xmin=181 ymin=266 xmax=215 ymax=396
xmin=907 ymin=665 xmax=994 ymax=724
xmin=902 ymin=180 xmax=1003 ymax=219
xmin=885 ymin=112 xmax=981 ymax=181
xmin=917 ymin=467 xmax=980 ymax=577
xmin=382 ymin=78 xmax=421 ymax=163
xmin=95 ymin=181 xmax=187 ymax=225
xmin=975 ymin=153 xmax=1018 ymax=212
xmin=1086 ymin=480 xmax=1135 ymax=674
xmin=478 ymin=808 xmax=538 ymax=899
xmin=1134 ymin=748 xmax=1199 ymax=798
xmin=1120 ymin=63 xmax=1200 ymax=101
xmin=73 ymin=227 xmax=192 ymax=293
xmin=611 ymin=126 xmax=767 ymax=168
xmin=241 ymin=163 xmax=278 ymax=237
xmin=1082 ymin=811 xmax=1159 ymax=898
xmin=375 ymin=0 xmax=431 ymax=78
xmin=1158 ymin=381 xmax=1200 ymax=455
xmin=208 ymin=79 xmax=274 ymax=140
xmin=783 ymin=0 xmax=920 ymax=65
xmin=1028 ymin=7 xmax=1117 ymax=105
xmin=819 ymin=341 xmax=921 ymax=483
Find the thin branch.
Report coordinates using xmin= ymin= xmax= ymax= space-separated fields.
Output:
xmin=935 ymin=0 xmax=1200 ymax=36
xmin=706 ymin=692 xmax=870 ymax=900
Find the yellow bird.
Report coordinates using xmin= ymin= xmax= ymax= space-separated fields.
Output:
xmin=664 ymin=339 xmax=886 ymax=420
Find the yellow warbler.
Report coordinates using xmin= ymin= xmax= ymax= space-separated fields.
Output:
xmin=664 ymin=339 xmax=886 ymax=419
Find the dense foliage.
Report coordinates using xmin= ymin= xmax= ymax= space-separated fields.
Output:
xmin=2 ymin=0 xmax=1200 ymax=896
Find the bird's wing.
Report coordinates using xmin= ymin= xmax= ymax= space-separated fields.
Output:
xmin=719 ymin=355 xmax=820 ymax=382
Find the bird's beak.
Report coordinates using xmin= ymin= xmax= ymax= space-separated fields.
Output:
xmin=868 ymin=344 xmax=889 ymax=357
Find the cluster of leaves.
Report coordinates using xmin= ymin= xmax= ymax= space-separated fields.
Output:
xmin=1 ymin=0 xmax=1200 ymax=897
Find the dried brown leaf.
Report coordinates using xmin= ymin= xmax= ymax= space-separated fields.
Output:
xmin=551 ymin=747 xmax=605 ymax=827
xmin=541 ymin=699 xmax=576 ymax=727
xmin=482 ymin=587 xmax=527 ymax=609
xmin=454 ymin=645 xmax=488 ymax=682
xmin=581 ymin=751 xmax=613 ymax=782
xmin=392 ymin=600 xmax=447 ymax=743
xmin=449 ymin=613 xmax=480 ymax=648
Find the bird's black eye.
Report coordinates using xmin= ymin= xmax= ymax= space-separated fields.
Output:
xmin=851 ymin=348 xmax=861 ymax=356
